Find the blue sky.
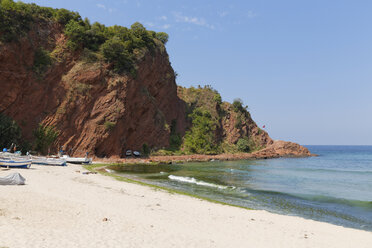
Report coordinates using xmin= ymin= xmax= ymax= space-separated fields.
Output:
xmin=22 ymin=0 xmax=372 ymax=145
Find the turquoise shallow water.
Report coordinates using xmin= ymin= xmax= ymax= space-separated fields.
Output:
xmin=114 ymin=146 xmax=372 ymax=231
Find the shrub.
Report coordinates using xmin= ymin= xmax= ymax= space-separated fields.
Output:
xmin=104 ymin=121 xmax=115 ymax=131
xmin=131 ymin=22 xmax=147 ymax=37
xmin=183 ymin=108 xmax=218 ymax=154
xmin=0 ymin=0 xmax=33 ymax=42
xmin=101 ymin=37 xmax=134 ymax=73
xmin=213 ymin=94 xmax=222 ymax=105
xmin=84 ymin=22 xmax=107 ymax=51
xmin=81 ymin=48 xmax=99 ymax=63
xmin=236 ymin=137 xmax=260 ymax=152
xmin=155 ymin=32 xmax=169 ymax=44
xmin=142 ymin=143 xmax=150 ymax=156
xmin=170 ymin=134 xmax=182 ymax=150
xmin=0 ymin=112 xmax=21 ymax=149
xmin=33 ymin=47 xmax=52 ymax=76
xmin=0 ymin=1 xmax=82 ymax=42
xmin=168 ymin=119 xmax=181 ymax=151
xmin=232 ymin=98 xmax=244 ymax=112
xmin=236 ymin=138 xmax=250 ymax=152
xmin=64 ymin=19 xmax=86 ymax=50
xmin=33 ymin=124 xmax=59 ymax=155
xmin=54 ymin=8 xmax=80 ymax=25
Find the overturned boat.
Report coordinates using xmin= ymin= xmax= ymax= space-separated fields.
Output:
xmin=0 ymin=172 xmax=26 ymax=185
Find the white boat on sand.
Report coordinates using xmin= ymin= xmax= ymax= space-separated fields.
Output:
xmin=0 ymin=157 xmax=32 ymax=169
xmin=62 ymin=155 xmax=92 ymax=164
xmin=31 ymin=156 xmax=67 ymax=166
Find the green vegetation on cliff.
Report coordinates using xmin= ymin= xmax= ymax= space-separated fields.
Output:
xmin=151 ymin=85 xmax=265 ymax=155
xmin=177 ymin=86 xmax=223 ymax=154
xmin=0 ymin=0 xmax=80 ymax=42
xmin=0 ymin=112 xmax=21 ymax=149
xmin=0 ymin=112 xmax=60 ymax=154
xmin=33 ymin=124 xmax=59 ymax=155
xmin=0 ymin=0 xmax=168 ymax=75
xmin=183 ymin=108 xmax=218 ymax=154
xmin=33 ymin=47 xmax=53 ymax=77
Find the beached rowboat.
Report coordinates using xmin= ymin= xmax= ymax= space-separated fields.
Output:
xmin=0 ymin=159 xmax=32 ymax=169
xmin=31 ymin=156 xmax=67 ymax=166
xmin=62 ymin=155 xmax=92 ymax=164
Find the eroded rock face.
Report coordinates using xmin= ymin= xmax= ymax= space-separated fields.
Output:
xmin=220 ymin=104 xmax=273 ymax=148
xmin=0 ymin=24 xmax=185 ymax=157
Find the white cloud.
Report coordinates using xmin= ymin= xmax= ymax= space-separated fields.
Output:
xmin=219 ymin=11 xmax=228 ymax=17
xmin=96 ymin=3 xmax=106 ymax=9
xmin=162 ymin=24 xmax=171 ymax=29
xmin=96 ymin=3 xmax=115 ymax=13
xmin=246 ymin=10 xmax=258 ymax=19
xmin=145 ymin=22 xmax=155 ymax=27
xmin=160 ymin=15 xmax=167 ymax=21
xmin=173 ymin=12 xmax=215 ymax=30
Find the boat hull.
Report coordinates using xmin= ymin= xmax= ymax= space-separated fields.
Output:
xmin=32 ymin=161 xmax=67 ymax=166
xmin=31 ymin=157 xmax=67 ymax=166
xmin=62 ymin=156 xmax=92 ymax=165
xmin=0 ymin=160 xmax=32 ymax=169
xmin=66 ymin=160 xmax=91 ymax=165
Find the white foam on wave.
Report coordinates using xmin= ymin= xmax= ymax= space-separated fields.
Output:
xmin=168 ymin=175 xmax=235 ymax=190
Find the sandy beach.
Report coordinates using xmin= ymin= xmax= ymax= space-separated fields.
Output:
xmin=0 ymin=164 xmax=371 ymax=248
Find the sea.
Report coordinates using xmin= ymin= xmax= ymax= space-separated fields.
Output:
xmin=113 ymin=146 xmax=372 ymax=231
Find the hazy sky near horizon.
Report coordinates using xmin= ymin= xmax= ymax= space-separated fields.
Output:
xmin=22 ymin=0 xmax=372 ymax=145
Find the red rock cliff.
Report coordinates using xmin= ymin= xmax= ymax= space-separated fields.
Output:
xmin=0 ymin=22 xmax=311 ymax=158
xmin=0 ymin=23 xmax=185 ymax=157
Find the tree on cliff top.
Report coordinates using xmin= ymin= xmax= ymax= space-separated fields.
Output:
xmin=155 ymin=32 xmax=169 ymax=44
xmin=101 ymin=37 xmax=134 ymax=73
xmin=0 ymin=0 xmax=169 ymax=54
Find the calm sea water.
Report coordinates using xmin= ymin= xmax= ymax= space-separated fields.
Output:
xmin=114 ymin=146 xmax=372 ymax=231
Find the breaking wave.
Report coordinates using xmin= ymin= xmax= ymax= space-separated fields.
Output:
xmin=168 ymin=175 xmax=235 ymax=190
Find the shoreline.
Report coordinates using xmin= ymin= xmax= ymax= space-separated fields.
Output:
xmin=93 ymin=140 xmax=316 ymax=164
xmin=84 ymin=163 xmax=254 ymax=211
xmin=90 ymin=163 xmax=372 ymax=232
xmin=1 ymin=164 xmax=371 ymax=248
xmin=94 ymin=151 xmax=316 ymax=165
